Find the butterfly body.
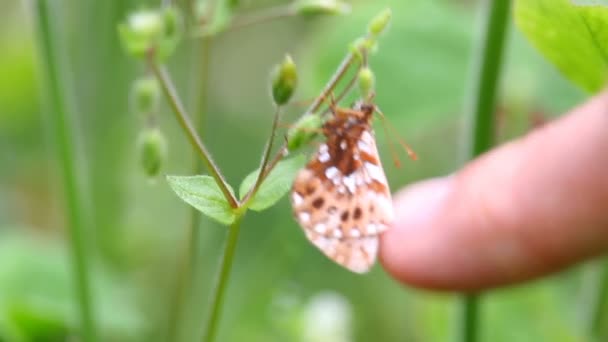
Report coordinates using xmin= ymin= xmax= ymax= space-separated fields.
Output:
xmin=290 ymin=103 xmax=394 ymax=273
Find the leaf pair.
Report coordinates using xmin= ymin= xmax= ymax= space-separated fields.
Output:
xmin=167 ymin=155 xmax=305 ymax=225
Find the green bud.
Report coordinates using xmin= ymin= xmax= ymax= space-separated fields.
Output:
xmin=131 ymin=76 xmax=160 ymax=114
xmin=118 ymin=7 xmax=182 ymax=61
xmin=368 ymin=8 xmax=392 ymax=37
xmin=138 ymin=128 xmax=167 ymax=177
xmin=349 ymin=37 xmax=377 ymax=59
xmin=271 ymin=55 xmax=298 ymax=105
xmin=157 ymin=7 xmax=183 ymax=60
xmin=118 ymin=10 xmax=164 ymax=58
xmin=287 ymin=114 xmax=323 ymax=151
xmin=294 ymin=0 xmax=351 ymax=16
xmin=358 ymin=67 xmax=375 ymax=99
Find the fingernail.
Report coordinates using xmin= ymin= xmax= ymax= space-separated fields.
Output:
xmin=391 ymin=176 xmax=452 ymax=230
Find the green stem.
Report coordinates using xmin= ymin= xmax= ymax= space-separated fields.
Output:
xmin=195 ymin=4 xmax=296 ymax=37
xmin=241 ymin=106 xmax=282 ymax=205
xmin=580 ymin=261 xmax=608 ymax=341
xmin=456 ymin=295 xmax=480 ymax=342
xmin=457 ymin=1 xmax=511 ymax=342
xmin=30 ymin=1 xmax=97 ymax=341
xmin=149 ymin=60 xmax=239 ymax=208
xmin=202 ymin=214 xmax=245 ymax=342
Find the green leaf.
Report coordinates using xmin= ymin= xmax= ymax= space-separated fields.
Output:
xmin=239 ymin=155 xmax=306 ymax=211
xmin=167 ymin=175 xmax=236 ymax=225
xmin=515 ymin=0 xmax=608 ymax=93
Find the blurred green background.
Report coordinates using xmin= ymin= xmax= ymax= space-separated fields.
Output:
xmin=0 ymin=0 xmax=599 ymax=341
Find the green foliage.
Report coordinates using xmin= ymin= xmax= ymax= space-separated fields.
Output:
xmin=0 ymin=232 xmax=142 ymax=341
xmin=166 ymin=175 xmax=237 ymax=225
xmin=271 ymin=55 xmax=298 ymax=105
xmin=515 ymin=0 xmax=608 ymax=93
xmin=239 ymin=156 xmax=306 ymax=211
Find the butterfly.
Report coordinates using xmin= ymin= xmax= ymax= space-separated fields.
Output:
xmin=290 ymin=101 xmax=394 ymax=273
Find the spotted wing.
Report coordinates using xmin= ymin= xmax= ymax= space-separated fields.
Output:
xmin=290 ymin=130 xmax=393 ymax=273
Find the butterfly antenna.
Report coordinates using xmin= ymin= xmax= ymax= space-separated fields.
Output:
xmin=375 ymin=106 xmax=418 ymax=161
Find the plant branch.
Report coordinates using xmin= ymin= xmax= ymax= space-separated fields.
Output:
xmin=241 ymin=105 xmax=282 ymax=205
xmin=31 ymin=1 xmax=97 ymax=341
xmin=241 ymin=52 xmax=359 ymax=202
xmin=196 ymin=4 xmax=296 ymax=37
xmin=148 ymin=58 xmax=239 ymax=208
xmin=457 ymin=0 xmax=511 ymax=342
xmin=202 ymin=214 xmax=245 ymax=342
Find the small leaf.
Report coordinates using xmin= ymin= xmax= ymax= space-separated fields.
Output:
xmin=167 ymin=175 xmax=236 ymax=225
xmin=515 ymin=0 xmax=608 ymax=93
xmin=239 ymin=155 xmax=306 ymax=211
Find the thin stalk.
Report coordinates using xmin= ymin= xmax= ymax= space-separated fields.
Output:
xmin=30 ymin=1 xmax=97 ymax=341
xmin=457 ymin=1 xmax=511 ymax=342
xmin=195 ymin=4 xmax=296 ymax=37
xmin=149 ymin=59 xmax=239 ymax=208
xmin=580 ymin=261 xmax=608 ymax=341
xmin=202 ymin=214 xmax=245 ymax=342
xmin=241 ymin=106 xmax=282 ymax=205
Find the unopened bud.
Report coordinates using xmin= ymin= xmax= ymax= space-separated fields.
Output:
xmin=294 ymin=0 xmax=351 ymax=16
xmin=118 ymin=10 xmax=164 ymax=58
xmin=118 ymin=7 xmax=182 ymax=61
xmin=287 ymin=114 xmax=323 ymax=151
xmin=368 ymin=8 xmax=392 ymax=37
xmin=138 ymin=128 xmax=167 ymax=177
xmin=131 ymin=76 xmax=160 ymax=114
xmin=158 ymin=7 xmax=183 ymax=60
xmin=271 ymin=55 xmax=298 ymax=105
xmin=358 ymin=67 xmax=375 ymax=99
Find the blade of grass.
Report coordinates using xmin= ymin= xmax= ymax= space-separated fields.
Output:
xmin=30 ymin=1 xmax=98 ymax=341
xmin=457 ymin=0 xmax=511 ymax=341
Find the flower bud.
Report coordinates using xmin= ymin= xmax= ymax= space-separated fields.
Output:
xmin=294 ymin=0 xmax=351 ymax=16
xmin=358 ymin=67 xmax=375 ymax=99
xmin=118 ymin=7 xmax=182 ymax=61
xmin=368 ymin=8 xmax=392 ymax=37
xmin=138 ymin=128 xmax=167 ymax=177
xmin=271 ymin=55 xmax=298 ymax=105
xmin=158 ymin=7 xmax=183 ymax=60
xmin=118 ymin=10 xmax=164 ymax=58
xmin=287 ymin=114 xmax=323 ymax=151
xmin=131 ymin=76 xmax=160 ymax=114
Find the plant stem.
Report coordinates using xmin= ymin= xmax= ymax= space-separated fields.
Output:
xmin=580 ymin=261 xmax=608 ymax=341
xmin=456 ymin=295 xmax=480 ymax=342
xmin=30 ymin=1 xmax=97 ymax=341
xmin=149 ymin=60 xmax=239 ymax=208
xmin=222 ymin=4 xmax=296 ymax=33
xmin=241 ymin=106 xmax=282 ymax=205
xmin=457 ymin=1 xmax=511 ymax=342
xmin=202 ymin=214 xmax=245 ymax=342
xmin=195 ymin=4 xmax=296 ymax=37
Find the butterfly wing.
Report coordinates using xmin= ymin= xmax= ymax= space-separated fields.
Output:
xmin=291 ymin=130 xmax=394 ymax=273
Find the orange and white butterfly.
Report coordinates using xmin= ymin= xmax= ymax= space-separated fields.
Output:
xmin=290 ymin=101 xmax=394 ymax=273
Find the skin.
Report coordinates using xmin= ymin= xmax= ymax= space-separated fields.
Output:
xmin=380 ymin=91 xmax=608 ymax=291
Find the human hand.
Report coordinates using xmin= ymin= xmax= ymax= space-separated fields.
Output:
xmin=380 ymin=92 xmax=608 ymax=291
